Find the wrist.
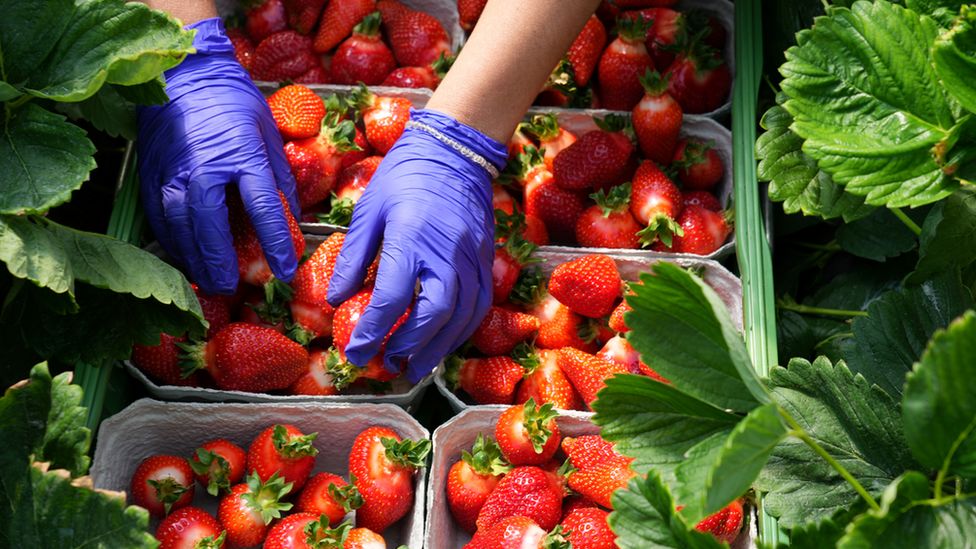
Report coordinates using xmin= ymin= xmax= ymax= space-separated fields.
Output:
xmin=405 ymin=109 xmax=508 ymax=180
xmin=183 ymin=17 xmax=234 ymax=56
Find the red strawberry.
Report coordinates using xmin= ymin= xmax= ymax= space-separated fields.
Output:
xmin=548 ymin=255 xmax=622 ymax=319
xmin=523 ymin=214 xmax=550 ymax=246
xmin=345 ymin=526 xmax=387 ymax=548
xmin=155 ymin=506 xmax=225 ymax=549
xmin=492 ymin=210 xmax=539 ymax=304
xmin=347 ymin=85 xmax=411 ymax=154
xmin=268 ymin=84 xmax=326 ymax=141
xmin=313 ymin=0 xmax=377 ymax=52
xmin=471 ymin=306 xmax=540 ymax=356
xmin=246 ymin=0 xmax=288 ymax=42
xmin=476 ymin=466 xmax=565 ymax=532
xmin=560 ymin=507 xmax=616 ymax=549
xmin=496 ymin=399 xmax=561 ymax=466
xmin=132 ymin=333 xmax=196 ymax=387
xmin=608 ymin=300 xmax=630 ymax=333
xmin=349 ymin=426 xmax=430 ymax=533
xmin=326 ymin=347 xmax=400 ymax=391
xmin=332 ymin=287 xmax=409 ymax=358
xmin=218 ymin=473 xmax=293 ymax=548
xmin=521 ymin=147 xmax=589 ymax=244
xmin=552 ymin=116 xmax=634 ymax=192
xmin=296 ymin=472 xmax=363 ymax=526
xmin=381 ymin=53 xmax=453 ymax=89
xmin=337 ymin=155 xmax=382 ymax=203
xmin=286 ymin=111 xmax=362 ymax=209
xmin=247 ymin=424 xmax=319 ymax=492
xmin=458 ymin=0 xmax=488 ymax=31
xmin=180 ymin=322 xmax=309 ymax=392
xmin=674 ymin=139 xmax=723 ymax=191
xmin=683 ymin=190 xmax=722 ymax=212
xmin=598 ymin=335 xmax=668 ymax=382
xmin=645 ymin=8 xmax=683 ymax=69
xmin=263 ymin=511 xmax=320 ymax=549
xmin=562 ymin=436 xmax=635 ymax=509
xmin=282 ymin=0 xmax=327 ymax=34
xmin=668 ymin=48 xmax=732 ymax=115
xmin=493 ymin=183 xmax=517 ymax=215
xmin=290 ymin=348 xmax=341 ymax=395
xmin=192 ymin=284 xmax=233 ymax=339
xmin=465 ymin=516 xmax=567 ymax=549
xmin=521 ymin=114 xmax=578 ymax=171
xmin=562 ymin=435 xmax=625 ymax=470
xmin=616 ymin=0 xmax=678 ymax=5
xmin=331 ymin=12 xmax=396 ymax=85
xmin=227 ymin=190 xmax=305 ymax=294
xmin=130 ymin=455 xmax=195 ymax=517
xmin=378 ymin=0 xmax=451 ymax=67
xmin=447 ymin=435 xmax=511 ymax=533
xmin=451 ymin=355 xmax=525 ymax=405
xmin=576 ymin=183 xmax=641 ymax=249
xmin=556 ymin=348 xmax=629 ymax=409
xmin=295 ymin=62 xmax=332 ymax=84
xmin=289 ymin=233 xmax=345 ymax=343
xmin=567 ymin=15 xmax=607 ymax=87
xmin=562 ymin=495 xmax=600 ymax=518
xmin=630 ymin=160 xmax=684 ymax=247
xmin=227 ymin=27 xmax=255 ymax=71
xmin=694 ymin=499 xmax=745 ymax=544
xmin=633 ymin=70 xmax=682 ymax=165
xmin=516 ymin=347 xmax=583 ymax=411
xmin=531 ymin=294 xmax=600 ymax=353
xmin=597 ymin=16 xmax=654 ymax=111
xmin=508 ymin=125 xmax=534 ymax=161
xmin=251 ymin=31 xmax=318 ymax=81
xmin=663 ymin=204 xmax=730 ymax=255
xmin=189 ymin=438 xmax=247 ymax=496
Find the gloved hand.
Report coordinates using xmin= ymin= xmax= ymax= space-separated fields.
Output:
xmin=327 ymin=109 xmax=507 ymax=382
xmin=137 ymin=18 xmax=300 ymax=294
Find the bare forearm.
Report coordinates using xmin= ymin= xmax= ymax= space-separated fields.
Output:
xmin=142 ymin=0 xmax=217 ymax=25
xmin=426 ymin=0 xmax=601 ymax=143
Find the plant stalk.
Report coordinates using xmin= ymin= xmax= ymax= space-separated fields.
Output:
xmin=777 ymin=302 xmax=869 ymax=319
xmin=890 ymin=207 xmax=922 ymax=237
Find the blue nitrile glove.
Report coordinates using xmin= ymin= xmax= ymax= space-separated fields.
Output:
xmin=137 ymin=18 xmax=300 ymax=294
xmin=327 ymin=109 xmax=507 ymax=383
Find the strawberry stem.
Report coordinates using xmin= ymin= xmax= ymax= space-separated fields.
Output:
xmin=317 ymin=195 xmax=356 ymax=226
xmin=590 ymin=182 xmax=632 ymax=217
xmin=241 ymin=472 xmax=294 ymax=524
xmin=381 ymin=437 xmax=432 ymax=469
xmin=353 ymin=11 xmax=382 ymax=37
xmin=522 ymin=113 xmax=562 ymax=141
xmin=272 ymin=424 xmax=320 ymax=459
xmin=461 ymin=434 xmax=512 ymax=476
xmin=522 ymin=398 xmax=559 ymax=454
xmin=325 ymin=347 xmax=361 ymax=391
xmin=189 ymin=448 xmax=232 ymax=497
xmin=639 ymin=69 xmax=671 ymax=96
xmin=637 ymin=214 xmax=684 ymax=248
xmin=328 ymin=480 xmax=364 ymax=512
xmin=615 ymin=15 xmax=652 ymax=43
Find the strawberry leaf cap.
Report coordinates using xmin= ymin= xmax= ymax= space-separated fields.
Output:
xmin=430 ymin=51 xmax=455 ymax=78
xmin=557 ymin=457 xmax=577 ymax=478
xmin=346 ymin=83 xmax=377 ymax=115
xmin=671 ymin=139 xmax=715 ymax=171
xmin=638 ymin=69 xmax=671 ymax=96
xmin=513 ymin=342 xmax=541 ymax=373
xmin=461 ymin=434 xmax=512 ymax=477
xmin=272 ymin=424 xmax=320 ymax=459
xmin=353 ymin=11 xmax=383 ymax=37
xmin=316 ymin=194 xmax=356 ymax=226
xmin=443 ymin=354 xmax=464 ymax=390
xmin=381 ymin=437 xmax=432 ymax=469
xmin=590 ymin=182 xmax=632 ymax=217
xmin=286 ymin=322 xmax=318 ymax=346
xmin=146 ymin=477 xmax=191 ymax=516
xmin=594 ymin=113 xmax=635 ymax=142
xmin=321 ymin=116 xmax=362 ymax=154
xmin=305 ymin=517 xmax=351 ymax=548
xmin=501 ymin=144 xmax=546 ymax=183
xmin=637 ymin=214 xmax=685 ymax=248
xmin=522 ymin=398 xmax=559 ymax=453
xmin=546 ymin=59 xmax=594 ymax=109
xmin=523 ymin=113 xmax=562 ymax=141
xmin=615 ymin=14 xmax=653 ymax=43
xmin=241 ymin=471 xmax=294 ymax=524
xmin=324 ymin=347 xmax=361 ymax=391
xmin=509 ymin=267 xmax=546 ymax=307
xmin=177 ymin=340 xmax=209 ymax=378
xmin=263 ymin=277 xmax=296 ymax=312
xmin=327 ymin=479 xmax=364 ymax=512
xmin=543 ymin=526 xmax=572 ymax=549
xmin=323 ymin=93 xmax=349 ymax=116
xmin=190 ymin=448 xmax=232 ymax=497
xmin=196 ymin=531 xmax=227 ymax=549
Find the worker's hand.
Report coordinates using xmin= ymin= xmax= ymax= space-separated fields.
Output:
xmin=137 ymin=18 xmax=299 ymax=294
xmin=327 ymin=109 xmax=507 ymax=383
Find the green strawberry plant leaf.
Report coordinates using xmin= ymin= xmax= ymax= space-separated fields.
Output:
xmin=834 ymin=471 xmax=929 ymax=548
xmin=844 ymin=271 xmax=974 ymax=397
xmin=609 ymin=473 xmax=725 ymax=549
xmin=0 ymin=0 xmax=73 ymax=86
xmin=55 ymin=85 xmax=138 ymax=140
xmin=0 ymin=81 xmax=21 ymax=102
xmin=0 ymin=104 xmax=96 ymax=215
xmin=775 ymin=513 xmax=851 ymax=549
xmin=625 ymin=263 xmax=766 ymax=412
xmin=755 ymin=357 xmax=919 ymax=528
xmin=780 ymin=0 xmax=963 ymax=208
xmin=933 ymin=5 xmax=976 ymax=115
xmin=903 ymin=311 xmax=976 ymax=479
xmin=835 ymin=208 xmax=919 ymax=262
xmin=909 ymin=188 xmax=976 ymax=284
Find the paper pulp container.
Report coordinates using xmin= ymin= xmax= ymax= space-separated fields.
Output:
xmin=435 ymin=252 xmax=744 ymax=413
xmin=91 ymin=399 xmax=428 ymax=548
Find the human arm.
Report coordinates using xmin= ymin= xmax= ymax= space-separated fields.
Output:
xmin=142 ymin=0 xmax=217 ymax=26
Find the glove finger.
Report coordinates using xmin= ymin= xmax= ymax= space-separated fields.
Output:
xmin=258 ymin=115 xmax=301 ymax=218
xmin=187 ymin=176 xmax=238 ymax=294
xmin=344 ymin=243 xmax=419 ymax=368
xmin=237 ymin=165 xmax=299 ymax=283
xmin=456 ymin=232 xmax=496 ymax=350
xmin=384 ymin=263 xmax=458 ymax=373
xmin=327 ymin=195 xmax=384 ymax=306
xmin=161 ymin=176 xmax=210 ymax=289
xmin=138 ymin=166 xmax=178 ymax=261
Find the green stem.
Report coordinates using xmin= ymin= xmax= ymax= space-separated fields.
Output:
xmin=781 ymin=410 xmax=880 ymax=512
xmin=795 ymin=241 xmax=842 ymax=252
xmin=7 ymin=94 xmax=31 ymax=109
xmin=777 ymin=301 xmax=869 ymax=319
xmin=890 ymin=208 xmax=922 ymax=237
xmin=934 ymin=416 xmax=976 ymax=499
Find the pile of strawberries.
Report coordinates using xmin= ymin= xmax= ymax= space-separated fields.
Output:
xmin=230 ymin=0 xmax=453 ymax=89
xmin=448 ymin=253 xmax=669 ymax=410
xmin=460 ymin=0 xmax=731 ymax=114
xmin=131 ymin=423 xmax=428 ymax=548
xmin=445 ymin=401 xmax=744 ymax=548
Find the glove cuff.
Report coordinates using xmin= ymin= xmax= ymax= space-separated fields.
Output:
xmin=407 ymin=109 xmax=508 ymax=176
xmin=183 ymin=17 xmax=235 ymax=56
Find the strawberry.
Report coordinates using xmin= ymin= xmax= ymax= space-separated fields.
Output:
xmin=289 ymin=233 xmax=345 ymax=343
xmin=450 ymin=355 xmax=525 ymax=405
xmin=268 ymin=84 xmax=326 ymax=141
xmin=683 ymin=190 xmax=721 ymax=212
xmin=381 ymin=52 xmax=453 ymax=89
xmin=552 ymin=116 xmax=634 ymax=192
xmin=337 ymin=155 xmax=382 ymax=203
xmin=247 ymin=424 xmax=319 ymax=492
xmin=263 ymin=512 xmax=321 ymax=549
xmin=349 ymin=426 xmax=430 ymax=533
xmin=227 ymin=27 xmax=255 ymax=71
xmin=131 ymin=333 xmax=197 ymax=387
xmin=193 ymin=283 xmax=233 ymax=339
xmin=515 ymin=346 xmax=583 ymax=411
xmin=531 ymin=294 xmax=601 ymax=353
xmin=286 ymin=111 xmax=362 ymax=209
xmin=331 ymin=12 xmax=396 ymax=85
xmin=645 ymin=8 xmax=683 ymax=69
xmin=290 ymin=348 xmax=341 ymax=395
xmin=325 ymin=347 xmax=400 ymax=390
xmin=492 ymin=184 xmax=517 ymax=216
xmin=633 ymin=70 xmax=682 ymax=165
xmin=562 ymin=435 xmax=624 ymax=470
xmin=155 ymin=506 xmax=225 ymax=549
xmin=668 ymin=47 xmax=732 ymax=115
xmin=556 ymin=348 xmax=629 ymax=409
xmin=562 ymin=495 xmax=600 ymax=518
xmin=447 ymin=434 xmax=512 ymax=533
xmin=508 ymin=125 xmax=534 ymax=161
xmin=181 ymin=322 xmax=309 ymax=392
xmin=521 ymin=114 xmax=577 ymax=170
xmin=295 ymin=62 xmax=332 ymax=84
xmin=560 ymin=507 xmax=616 ymax=549
xmin=608 ymin=300 xmax=630 ymax=333
xmin=598 ymin=335 xmax=668 ymax=382
xmin=523 ymin=214 xmax=550 ymax=246
xmin=251 ymin=31 xmax=318 ymax=81
xmin=313 ymin=0 xmax=376 ymax=52
xmin=344 ymin=125 xmax=374 ymax=169
xmin=630 ymin=160 xmax=684 ymax=247
xmin=567 ymin=15 xmax=607 ymax=87
xmin=458 ymin=0 xmax=488 ymax=31
xmin=377 ymin=0 xmax=451 ymax=67
xmin=597 ymin=16 xmax=654 ymax=111
xmin=227 ymin=190 xmax=305 ymax=297
xmin=674 ymin=139 xmax=723 ymax=191
xmin=130 ymin=455 xmax=195 ymax=517
xmin=496 ymin=399 xmax=561 ymax=466
xmin=283 ymin=0 xmax=327 ymax=34
xmin=521 ymin=147 xmax=589 ymax=244
xmin=347 ymin=85 xmax=411 ymax=154
xmin=471 ymin=306 xmax=540 ymax=356
xmin=189 ymin=438 xmax=247 ymax=496
xmin=218 ymin=472 xmax=293 ymax=548
xmin=562 ymin=436 xmax=635 ymax=509
xmin=246 ymin=0 xmax=288 ymax=42
xmin=492 ymin=210 xmax=539 ymax=304
xmin=332 ymin=287 xmax=410 ymax=358
xmin=548 ymin=254 xmax=622 ymax=319
xmin=576 ymin=183 xmax=641 ymax=249
xmin=465 ymin=516 xmax=569 ymax=549
xmin=666 ymin=204 xmax=731 ymax=255
xmin=296 ymin=472 xmax=363 ymax=526
xmin=239 ymin=286 xmax=289 ymax=332
xmin=344 ymin=525 xmax=387 ymax=548
xmin=476 ymin=466 xmax=565 ymax=532
xmin=694 ymin=499 xmax=745 ymax=544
